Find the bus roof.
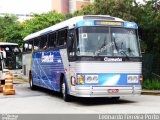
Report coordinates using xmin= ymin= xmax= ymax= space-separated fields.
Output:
xmin=23 ymin=15 xmax=124 ymax=41
xmin=0 ymin=42 xmax=18 ymax=46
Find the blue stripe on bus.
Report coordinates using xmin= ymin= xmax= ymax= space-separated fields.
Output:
xmin=31 ymin=50 xmax=65 ymax=92
xmin=75 ymin=20 xmax=138 ymax=29
xmin=76 ymin=73 xmax=141 ymax=86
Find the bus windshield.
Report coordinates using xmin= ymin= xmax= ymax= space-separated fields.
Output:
xmin=1 ymin=45 xmax=22 ymax=70
xmin=76 ymin=27 xmax=140 ymax=57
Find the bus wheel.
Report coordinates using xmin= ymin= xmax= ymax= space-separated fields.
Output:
xmin=111 ymin=97 xmax=120 ymax=101
xmin=29 ymin=73 xmax=36 ymax=90
xmin=61 ymin=78 xmax=70 ymax=102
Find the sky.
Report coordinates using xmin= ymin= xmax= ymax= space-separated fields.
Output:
xmin=0 ymin=0 xmax=146 ymax=15
xmin=0 ymin=0 xmax=52 ymax=14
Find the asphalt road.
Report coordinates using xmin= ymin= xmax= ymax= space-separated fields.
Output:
xmin=0 ymin=81 xmax=160 ymax=114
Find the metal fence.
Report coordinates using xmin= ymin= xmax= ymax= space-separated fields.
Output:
xmin=142 ymin=53 xmax=160 ymax=80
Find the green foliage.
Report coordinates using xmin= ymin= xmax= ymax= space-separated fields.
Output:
xmin=21 ymin=11 xmax=65 ymax=38
xmin=81 ymin=0 xmax=136 ymax=21
xmin=65 ymin=11 xmax=83 ymax=19
xmin=0 ymin=14 xmax=22 ymax=44
xmin=143 ymin=79 xmax=160 ymax=90
xmin=0 ymin=1 xmax=160 ymax=53
xmin=80 ymin=0 xmax=160 ymax=53
xmin=0 ymin=11 xmax=65 ymax=46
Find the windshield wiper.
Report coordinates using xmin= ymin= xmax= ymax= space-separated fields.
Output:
xmin=119 ymin=50 xmax=129 ymax=60
xmin=113 ymin=38 xmax=118 ymax=52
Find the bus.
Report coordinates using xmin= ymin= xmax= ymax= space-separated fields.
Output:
xmin=0 ymin=42 xmax=22 ymax=80
xmin=0 ymin=51 xmax=5 ymax=82
xmin=23 ymin=15 xmax=142 ymax=101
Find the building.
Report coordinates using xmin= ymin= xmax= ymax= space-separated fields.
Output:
xmin=51 ymin=0 xmax=94 ymax=14
xmin=51 ymin=0 xmax=69 ymax=14
xmin=0 ymin=0 xmax=52 ymax=22
xmin=75 ymin=0 xmax=94 ymax=11
xmin=0 ymin=0 xmax=94 ymax=22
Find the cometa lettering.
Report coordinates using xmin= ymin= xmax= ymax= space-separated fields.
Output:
xmin=104 ymin=57 xmax=122 ymax=62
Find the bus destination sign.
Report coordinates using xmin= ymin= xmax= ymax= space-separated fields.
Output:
xmin=94 ymin=20 xmax=123 ymax=26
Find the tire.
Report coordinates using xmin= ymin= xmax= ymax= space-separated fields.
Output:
xmin=111 ymin=97 xmax=120 ymax=101
xmin=29 ymin=73 xmax=37 ymax=90
xmin=61 ymin=78 xmax=71 ymax=102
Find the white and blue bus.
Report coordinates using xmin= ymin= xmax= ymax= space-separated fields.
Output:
xmin=23 ymin=15 xmax=142 ymax=101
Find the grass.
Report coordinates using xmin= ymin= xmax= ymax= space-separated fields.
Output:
xmin=142 ymin=79 xmax=160 ymax=90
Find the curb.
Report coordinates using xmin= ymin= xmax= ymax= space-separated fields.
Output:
xmin=142 ymin=90 xmax=160 ymax=96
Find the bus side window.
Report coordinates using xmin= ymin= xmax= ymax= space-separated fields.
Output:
xmin=33 ymin=38 xmax=40 ymax=50
xmin=58 ymin=29 xmax=67 ymax=46
xmin=39 ymin=35 xmax=48 ymax=49
xmin=23 ymin=42 xmax=28 ymax=52
xmin=48 ymin=32 xmax=56 ymax=48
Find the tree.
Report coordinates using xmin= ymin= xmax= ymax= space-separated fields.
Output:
xmin=0 ymin=14 xmax=22 ymax=44
xmin=80 ymin=0 xmax=160 ymax=53
xmin=21 ymin=11 xmax=65 ymax=38
xmin=0 ymin=11 xmax=66 ymax=46
xmin=81 ymin=0 xmax=136 ymax=21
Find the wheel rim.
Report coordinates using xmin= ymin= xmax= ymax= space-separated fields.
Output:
xmin=62 ymin=82 xmax=65 ymax=98
xmin=30 ymin=79 xmax=32 ymax=87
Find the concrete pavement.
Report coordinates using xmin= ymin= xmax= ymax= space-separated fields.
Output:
xmin=13 ymin=79 xmax=160 ymax=96
xmin=0 ymin=80 xmax=160 ymax=113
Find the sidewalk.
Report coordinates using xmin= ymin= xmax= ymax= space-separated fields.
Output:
xmin=142 ymin=90 xmax=160 ymax=96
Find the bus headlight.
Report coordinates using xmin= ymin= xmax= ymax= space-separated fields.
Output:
xmin=85 ymin=75 xmax=99 ymax=84
xmin=127 ymin=75 xmax=139 ymax=83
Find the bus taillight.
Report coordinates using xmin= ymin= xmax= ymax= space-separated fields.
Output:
xmin=140 ymin=75 xmax=143 ymax=84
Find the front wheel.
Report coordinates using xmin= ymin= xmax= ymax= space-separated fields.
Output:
xmin=61 ymin=79 xmax=71 ymax=102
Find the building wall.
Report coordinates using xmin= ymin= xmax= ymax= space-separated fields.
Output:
xmin=69 ymin=0 xmax=76 ymax=13
xmin=76 ymin=1 xmax=91 ymax=11
xmin=51 ymin=0 xmax=69 ymax=14
xmin=62 ymin=0 xmax=69 ymax=14
xmin=51 ymin=0 xmax=93 ymax=13
xmin=51 ymin=0 xmax=62 ymax=13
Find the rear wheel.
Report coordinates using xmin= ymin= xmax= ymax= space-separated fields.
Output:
xmin=29 ymin=73 xmax=37 ymax=90
xmin=61 ymin=78 xmax=71 ymax=102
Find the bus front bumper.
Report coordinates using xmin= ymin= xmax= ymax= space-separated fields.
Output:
xmin=70 ymin=86 xmax=142 ymax=97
